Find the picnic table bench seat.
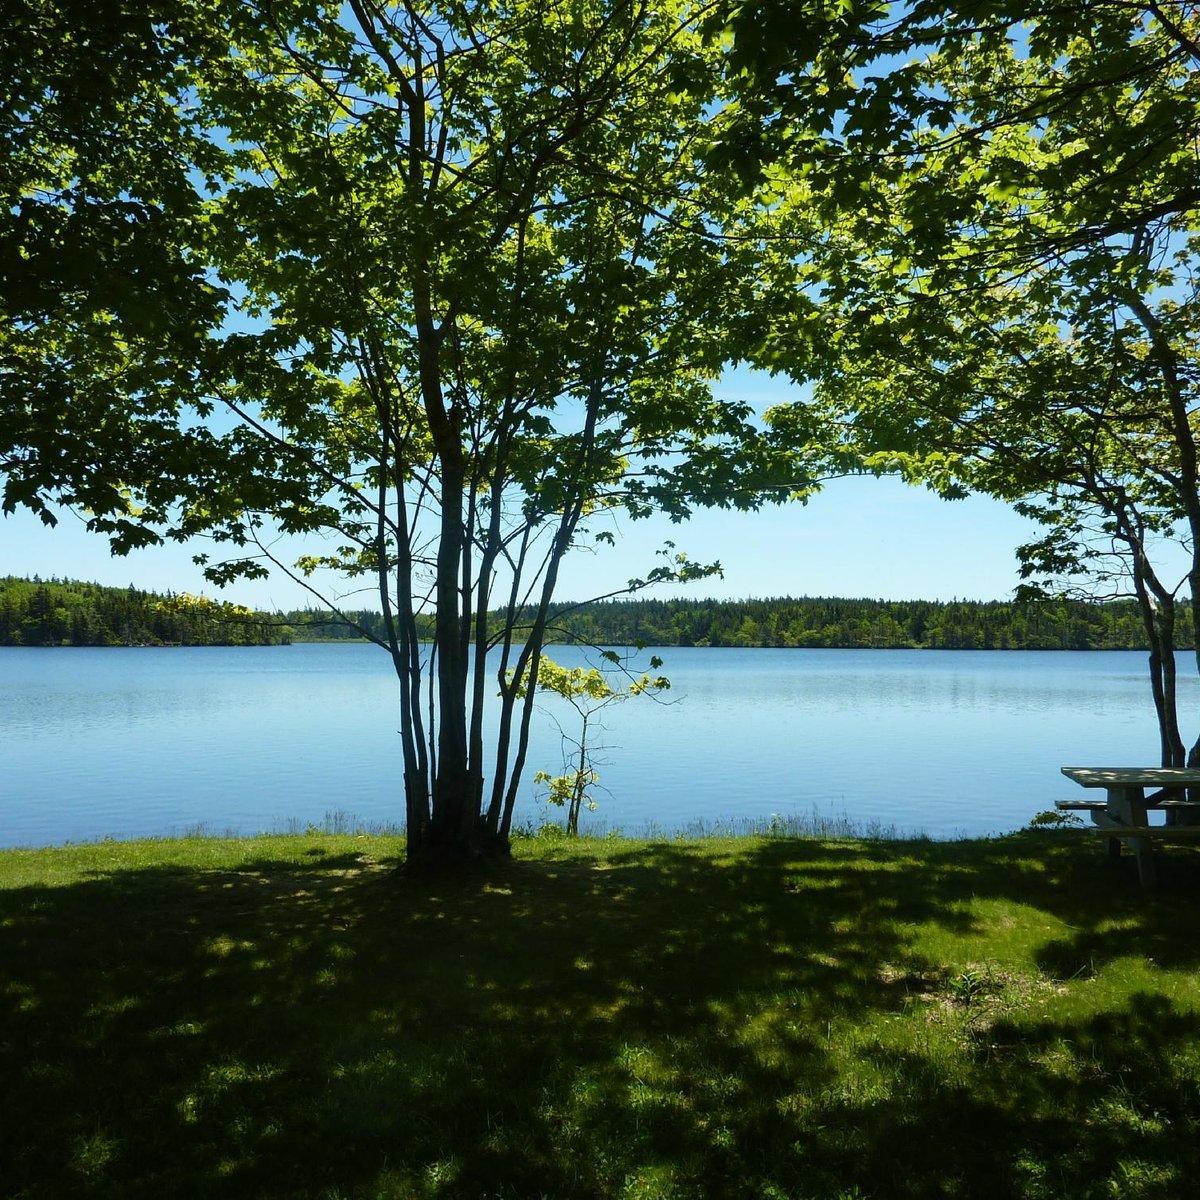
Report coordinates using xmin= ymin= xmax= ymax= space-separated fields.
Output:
xmin=1056 ymin=798 xmax=1200 ymax=812
xmin=1087 ymin=825 xmax=1200 ymax=841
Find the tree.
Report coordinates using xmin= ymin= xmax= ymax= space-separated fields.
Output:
xmin=1 ymin=0 xmax=242 ymax=541
xmin=4 ymin=1 xmax=804 ymax=863
xmin=520 ymin=655 xmax=669 ymax=835
xmin=720 ymin=2 xmax=1200 ymax=259
xmin=745 ymin=2 xmax=1200 ymax=768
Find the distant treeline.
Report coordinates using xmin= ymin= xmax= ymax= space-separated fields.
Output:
xmin=0 ymin=577 xmax=288 ymax=646
xmin=289 ymin=594 xmax=1193 ymax=651
xmin=3 ymin=577 xmax=1192 ymax=651
xmin=535 ymin=595 xmax=1194 ymax=650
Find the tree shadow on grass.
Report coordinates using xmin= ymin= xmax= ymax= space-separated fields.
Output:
xmin=800 ymin=991 xmax=1200 ymax=1200
xmin=2 ymin=834 xmax=1199 ymax=1198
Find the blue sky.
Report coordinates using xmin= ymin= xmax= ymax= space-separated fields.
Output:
xmin=0 ymin=478 xmax=1040 ymax=609
xmin=0 ymin=370 xmax=1042 ymax=610
xmin=0 ymin=470 xmax=1041 ymax=604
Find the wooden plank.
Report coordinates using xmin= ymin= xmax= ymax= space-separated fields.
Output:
xmin=1087 ymin=827 xmax=1200 ymax=841
xmin=1055 ymin=800 xmax=1108 ymax=811
xmin=1063 ymin=766 xmax=1200 ymax=787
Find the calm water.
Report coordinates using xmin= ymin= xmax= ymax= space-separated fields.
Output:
xmin=1 ymin=644 xmax=1195 ymax=847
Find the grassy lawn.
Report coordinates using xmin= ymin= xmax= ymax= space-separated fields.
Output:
xmin=3 ymin=830 xmax=1200 ymax=1199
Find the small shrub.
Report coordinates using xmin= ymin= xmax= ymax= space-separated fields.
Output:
xmin=1026 ymin=809 xmax=1084 ymax=830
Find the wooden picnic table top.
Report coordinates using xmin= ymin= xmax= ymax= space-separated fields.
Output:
xmin=1062 ymin=766 xmax=1200 ymax=788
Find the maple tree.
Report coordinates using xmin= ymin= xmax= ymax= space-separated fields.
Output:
xmin=3 ymin=1 xmax=808 ymax=859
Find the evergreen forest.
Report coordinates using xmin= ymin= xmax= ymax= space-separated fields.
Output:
xmin=2 ymin=576 xmax=1190 ymax=652
xmin=0 ymin=577 xmax=287 ymax=646
xmin=528 ymin=596 xmax=1196 ymax=651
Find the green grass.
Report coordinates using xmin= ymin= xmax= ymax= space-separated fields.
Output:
xmin=3 ymin=830 xmax=1200 ymax=1199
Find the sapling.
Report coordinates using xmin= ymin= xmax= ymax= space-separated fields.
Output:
xmin=518 ymin=656 xmax=669 ymax=835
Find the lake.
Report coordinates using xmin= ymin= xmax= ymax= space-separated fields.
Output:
xmin=1 ymin=644 xmax=1195 ymax=848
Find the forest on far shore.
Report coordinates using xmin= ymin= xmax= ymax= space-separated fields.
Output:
xmin=0 ymin=577 xmax=289 ymax=646
xmin=1 ymin=576 xmax=1192 ymax=651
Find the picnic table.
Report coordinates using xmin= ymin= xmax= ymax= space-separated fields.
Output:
xmin=1059 ymin=767 xmax=1200 ymax=887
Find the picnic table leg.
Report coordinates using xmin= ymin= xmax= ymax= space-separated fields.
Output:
xmin=1177 ymin=786 xmax=1200 ymax=827
xmin=1088 ymin=807 xmax=1125 ymax=860
xmin=1133 ymin=840 xmax=1158 ymax=887
xmin=1109 ymin=785 xmax=1157 ymax=888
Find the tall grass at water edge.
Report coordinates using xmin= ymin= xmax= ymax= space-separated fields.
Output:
xmin=162 ymin=805 xmax=913 ymax=845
